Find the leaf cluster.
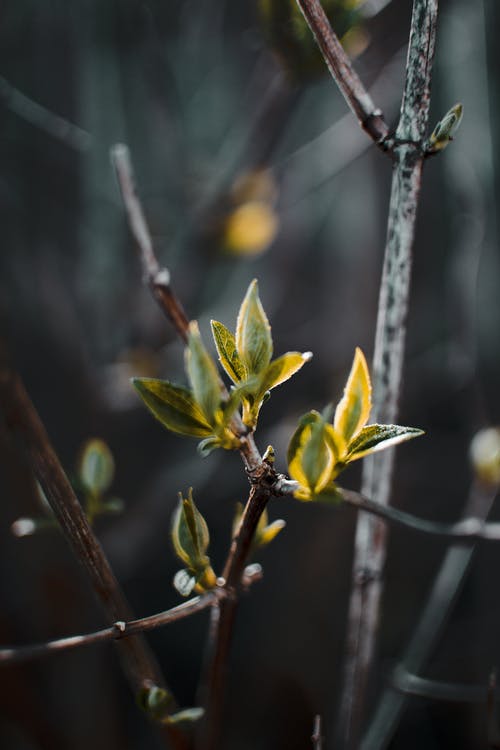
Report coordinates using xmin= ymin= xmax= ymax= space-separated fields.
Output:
xmin=134 ymin=280 xmax=311 ymax=454
xmin=287 ymin=348 xmax=423 ymax=500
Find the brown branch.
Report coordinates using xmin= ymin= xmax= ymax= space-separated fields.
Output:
xmin=0 ymin=348 xmax=186 ymax=750
xmin=111 ymin=144 xmax=190 ymax=343
xmin=295 ymin=0 xmax=390 ymax=147
xmin=0 ymin=565 xmax=263 ymax=667
xmin=111 ymin=143 xmax=273 ymax=748
xmin=198 ymin=478 xmax=274 ymax=750
xmin=338 ymin=1 xmax=439 ymax=747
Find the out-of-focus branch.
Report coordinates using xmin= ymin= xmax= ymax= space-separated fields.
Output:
xmin=362 ymin=480 xmax=498 ymax=750
xmin=295 ymin=0 xmax=390 ymax=147
xmin=111 ymin=144 xmax=190 ymax=343
xmin=339 ymin=487 xmax=500 ymax=542
xmin=312 ymin=715 xmax=324 ymax=749
xmin=0 ymin=346 xmax=186 ymax=750
xmin=0 ymin=565 xmax=263 ymax=667
xmin=338 ymin=1 xmax=439 ymax=746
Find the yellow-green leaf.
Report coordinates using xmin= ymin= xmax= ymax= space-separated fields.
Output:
xmin=79 ymin=439 xmax=114 ymax=495
xmin=258 ymin=518 xmax=286 ymax=546
xmin=346 ymin=423 xmax=424 ymax=461
xmin=211 ymin=320 xmax=246 ymax=383
xmin=235 ymin=279 xmax=272 ymax=375
xmin=288 ymin=411 xmax=335 ymax=499
xmin=259 ymin=351 xmax=312 ymax=393
xmin=185 ymin=321 xmax=222 ymax=426
xmin=334 ymin=347 xmax=372 ymax=443
xmin=171 ymin=489 xmax=210 ymax=568
xmin=133 ymin=378 xmax=212 ymax=437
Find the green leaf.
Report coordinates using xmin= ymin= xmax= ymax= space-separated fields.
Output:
xmin=259 ymin=351 xmax=312 ymax=393
xmin=137 ymin=685 xmax=174 ymax=722
xmin=287 ymin=411 xmax=335 ymax=499
xmin=79 ymin=439 xmax=114 ymax=495
xmin=171 ymin=489 xmax=210 ymax=568
xmin=346 ymin=424 xmax=424 ymax=461
xmin=428 ymin=103 xmax=463 ymax=152
xmin=334 ymin=347 xmax=372 ymax=445
xmin=185 ymin=321 xmax=222 ymax=427
xmin=235 ymin=279 xmax=273 ymax=375
xmin=165 ymin=707 xmax=205 ymax=726
xmin=211 ymin=320 xmax=246 ymax=383
xmin=133 ymin=378 xmax=213 ymax=437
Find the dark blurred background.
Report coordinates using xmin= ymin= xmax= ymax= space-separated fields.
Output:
xmin=2 ymin=0 xmax=500 ymax=748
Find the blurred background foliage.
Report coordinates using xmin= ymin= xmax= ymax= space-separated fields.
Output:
xmin=1 ymin=0 xmax=500 ymax=748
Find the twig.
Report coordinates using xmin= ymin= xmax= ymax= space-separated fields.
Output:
xmin=337 ymin=1 xmax=439 ymax=746
xmin=111 ymin=144 xmax=190 ymax=343
xmin=339 ymin=487 xmax=500 ymax=542
xmin=198 ymin=482 xmax=273 ymax=750
xmin=362 ymin=480 xmax=497 ymax=750
xmin=312 ymin=714 xmax=324 ymax=749
xmin=0 ymin=75 xmax=92 ymax=151
xmin=295 ymin=0 xmax=390 ymax=147
xmin=0 ymin=348 xmax=186 ymax=750
xmin=393 ymin=667 xmax=496 ymax=703
xmin=0 ymin=565 xmax=263 ymax=667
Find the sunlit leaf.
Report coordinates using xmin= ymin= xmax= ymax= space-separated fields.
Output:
xmin=235 ymin=279 xmax=272 ymax=375
xmin=79 ymin=439 xmax=114 ymax=495
xmin=287 ymin=411 xmax=322 ymax=490
xmin=133 ymin=378 xmax=212 ymax=437
xmin=185 ymin=321 xmax=222 ymax=427
xmin=346 ymin=423 xmax=424 ymax=461
xmin=300 ymin=417 xmax=336 ymax=495
xmin=334 ymin=347 xmax=372 ymax=443
xmin=211 ymin=320 xmax=246 ymax=383
xmin=259 ymin=351 xmax=313 ymax=393
xmin=288 ymin=411 xmax=335 ymax=498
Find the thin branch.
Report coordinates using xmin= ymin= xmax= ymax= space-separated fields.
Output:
xmin=312 ymin=715 xmax=324 ymax=750
xmin=338 ymin=1 xmax=439 ymax=746
xmin=392 ymin=667 xmax=495 ymax=703
xmin=339 ymin=487 xmax=500 ymax=542
xmin=0 ymin=349 xmax=186 ymax=750
xmin=0 ymin=565 xmax=263 ymax=667
xmin=111 ymin=144 xmax=190 ymax=343
xmin=295 ymin=0 xmax=390 ymax=147
xmin=362 ymin=480 xmax=497 ymax=750
xmin=198 ymin=481 xmax=273 ymax=750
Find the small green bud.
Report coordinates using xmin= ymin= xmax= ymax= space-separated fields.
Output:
xmin=428 ymin=103 xmax=463 ymax=153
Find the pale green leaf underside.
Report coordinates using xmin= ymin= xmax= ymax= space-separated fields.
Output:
xmin=347 ymin=424 xmax=424 ymax=461
xmin=211 ymin=320 xmax=246 ymax=383
xmin=133 ymin=378 xmax=212 ymax=437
